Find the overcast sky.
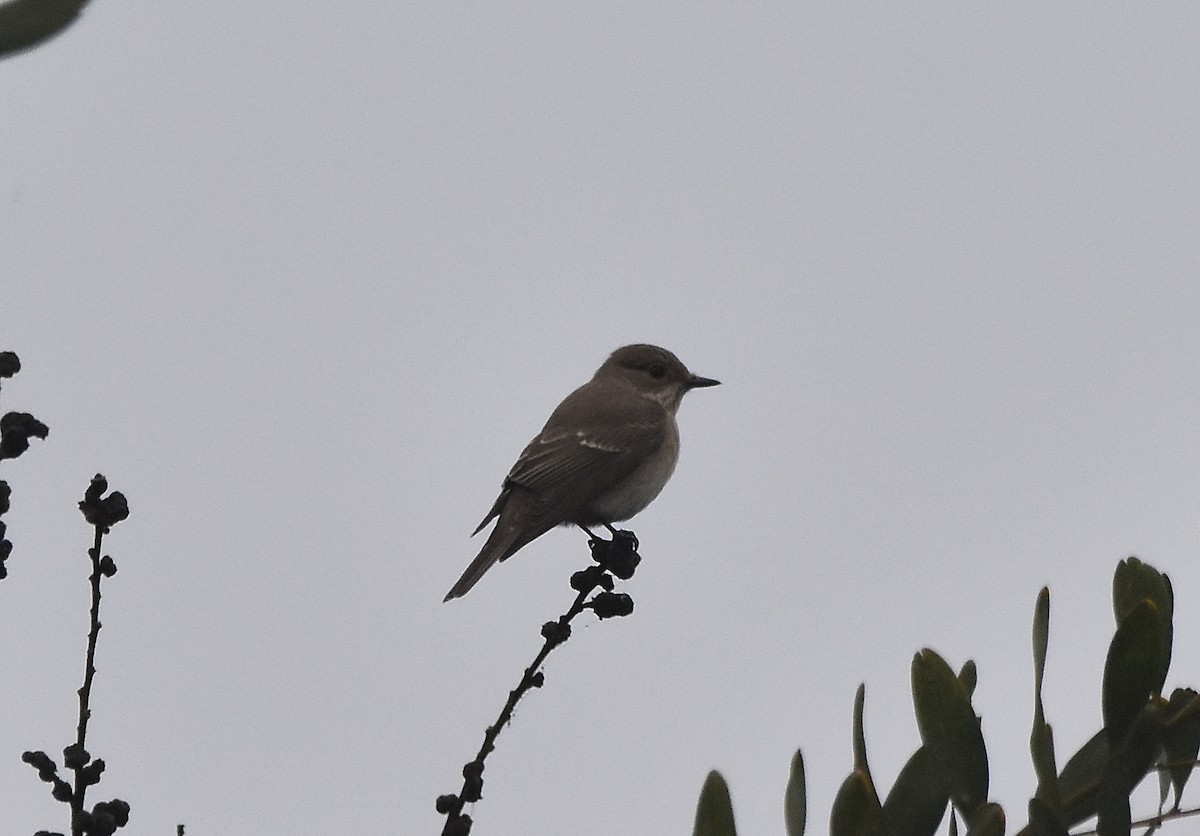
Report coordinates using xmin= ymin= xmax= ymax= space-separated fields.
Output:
xmin=3 ymin=3 xmax=1200 ymax=834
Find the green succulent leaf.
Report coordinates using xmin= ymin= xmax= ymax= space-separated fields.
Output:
xmin=1026 ymin=797 xmax=1068 ymax=836
xmin=963 ymin=802 xmax=1005 ymax=836
xmin=959 ymin=660 xmax=978 ymax=699
xmin=1162 ymin=688 xmax=1200 ymax=810
xmin=1058 ymin=730 xmax=1108 ymax=827
xmin=694 ymin=770 xmax=737 ymax=836
xmin=1097 ymin=704 xmax=1165 ymax=836
xmin=882 ymin=745 xmax=949 ymax=836
xmin=1030 ymin=720 xmax=1059 ymax=810
xmin=853 ymin=684 xmax=875 ymax=790
xmin=912 ymin=648 xmax=989 ymax=818
xmin=1112 ymin=558 xmax=1172 ymax=693
xmin=830 ymin=771 xmax=887 ymax=836
xmin=1157 ymin=753 xmax=1171 ymax=817
xmin=1101 ymin=599 xmax=1162 ymax=745
xmin=1094 ymin=764 xmax=1131 ymax=836
xmin=1118 ymin=703 xmax=1166 ymax=783
xmin=0 ymin=0 xmax=90 ymax=60
xmin=785 ymin=750 xmax=806 ymax=836
xmin=1032 ymin=588 xmax=1050 ymax=709
xmin=1029 ymin=587 xmax=1060 ymax=810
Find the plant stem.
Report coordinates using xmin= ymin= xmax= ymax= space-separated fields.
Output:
xmin=72 ymin=523 xmax=105 ymax=836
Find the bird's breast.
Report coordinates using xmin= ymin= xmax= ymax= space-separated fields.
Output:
xmin=577 ymin=422 xmax=681 ymax=524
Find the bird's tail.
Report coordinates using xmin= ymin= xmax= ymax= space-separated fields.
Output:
xmin=443 ymin=520 xmax=522 ymax=602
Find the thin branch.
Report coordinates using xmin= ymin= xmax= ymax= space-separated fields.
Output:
xmin=1154 ymin=757 xmax=1200 ymax=772
xmin=23 ymin=475 xmax=130 ymax=834
xmin=69 ymin=522 xmax=106 ymax=835
xmin=1070 ymin=804 xmax=1200 ymax=836
xmin=436 ymin=530 xmax=639 ymax=835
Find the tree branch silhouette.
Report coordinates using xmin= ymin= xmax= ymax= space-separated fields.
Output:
xmin=23 ymin=474 xmax=130 ymax=836
xmin=436 ymin=529 xmax=640 ymax=836
xmin=0 ymin=350 xmax=51 ymax=580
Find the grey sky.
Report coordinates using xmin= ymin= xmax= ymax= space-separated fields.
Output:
xmin=3 ymin=3 xmax=1199 ymax=834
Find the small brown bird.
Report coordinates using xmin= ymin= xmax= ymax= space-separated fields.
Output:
xmin=444 ymin=344 xmax=719 ymax=601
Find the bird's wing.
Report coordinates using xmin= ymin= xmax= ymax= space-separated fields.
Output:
xmin=507 ymin=422 xmax=656 ymax=491
xmin=498 ymin=383 xmax=667 ymax=532
xmin=511 ymin=381 xmax=665 ymax=482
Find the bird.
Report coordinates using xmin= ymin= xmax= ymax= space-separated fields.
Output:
xmin=444 ymin=344 xmax=719 ymax=601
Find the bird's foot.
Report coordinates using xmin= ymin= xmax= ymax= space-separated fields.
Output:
xmin=602 ymin=523 xmax=639 ymax=552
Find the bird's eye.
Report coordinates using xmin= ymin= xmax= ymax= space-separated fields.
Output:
xmin=648 ymin=364 xmax=666 ymax=379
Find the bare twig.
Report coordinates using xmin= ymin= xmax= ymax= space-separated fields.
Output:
xmin=0 ymin=350 xmax=50 ymax=580
xmin=436 ymin=529 xmax=639 ymax=835
xmin=1069 ymin=803 xmax=1200 ymax=836
xmin=23 ymin=474 xmax=130 ymax=836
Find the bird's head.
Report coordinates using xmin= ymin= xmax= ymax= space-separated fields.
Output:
xmin=597 ymin=344 xmax=720 ymax=412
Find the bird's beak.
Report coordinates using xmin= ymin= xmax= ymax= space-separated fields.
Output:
xmin=687 ymin=374 xmax=721 ymax=389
